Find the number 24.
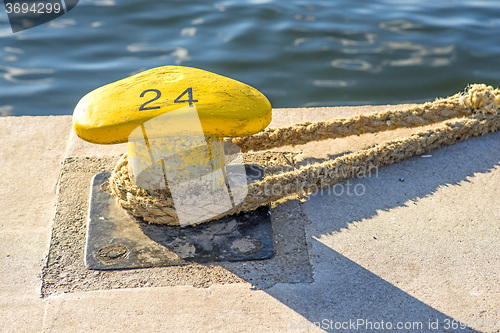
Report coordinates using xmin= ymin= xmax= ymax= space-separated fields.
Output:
xmin=139 ymin=88 xmax=198 ymax=111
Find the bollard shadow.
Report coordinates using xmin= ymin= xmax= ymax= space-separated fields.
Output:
xmin=222 ymin=130 xmax=500 ymax=332
xmin=265 ymin=240 xmax=482 ymax=332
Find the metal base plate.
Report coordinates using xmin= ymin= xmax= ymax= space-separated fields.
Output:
xmin=85 ymin=166 xmax=273 ymax=270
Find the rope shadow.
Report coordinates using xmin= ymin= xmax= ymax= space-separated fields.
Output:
xmin=302 ymin=130 xmax=500 ymax=233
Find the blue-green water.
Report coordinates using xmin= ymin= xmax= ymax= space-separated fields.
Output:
xmin=1 ymin=0 xmax=500 ymax=116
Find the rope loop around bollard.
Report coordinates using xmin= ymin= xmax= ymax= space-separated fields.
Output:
xmin=106 ymin=84 xmax=500 ymax=226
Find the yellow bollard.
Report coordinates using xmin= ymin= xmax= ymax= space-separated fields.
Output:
xmin=73 ymin=66 xmax=271 ymax=144
xmin=73 ymin=66 xmax=272 ymax=225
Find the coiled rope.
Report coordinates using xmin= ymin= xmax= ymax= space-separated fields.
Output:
xmin=107 ymin=84 xmax=500 ymax=226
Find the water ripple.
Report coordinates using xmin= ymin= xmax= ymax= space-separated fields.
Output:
xmin=1 ymin=0 xmax=500 ymax=115
xmin=379 ymin=20 xmax=423 ymax=33
xmin=126 ymin=43 xmax=190 ymax=64
xmin=0 ymin=66 xmax=54 ymax=84
xmin=180 ymin=27 xmax=197 ymax=37
xmin=312 ymin=80 xmax=349 ymax=88
xmin=4 ymin=47 xmax=24 ymax=54
xmin=84 ymin=0 xmax=116 ymax=6
xmin=384 ymin=43 xmax=456 ymax=68
xmin=330 ymin=59 xmax=376 ymax=72
xmin=48 ymin=19 xmax=77 ymax=29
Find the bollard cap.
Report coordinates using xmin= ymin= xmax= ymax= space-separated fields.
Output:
xmin=73 ymin=66 xmax=272 ymax=144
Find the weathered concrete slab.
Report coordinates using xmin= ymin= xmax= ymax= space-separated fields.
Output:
xmin=0 ymin=299 xmax=46 ymax=333
xmin=0 ymin=116 xmax=71 ymax=299
xmin=41 ymin=285 xmax=320 ymax=333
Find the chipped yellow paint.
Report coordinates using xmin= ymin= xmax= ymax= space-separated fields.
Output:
xmin=73 ymin=66 xmax=272 ymax=144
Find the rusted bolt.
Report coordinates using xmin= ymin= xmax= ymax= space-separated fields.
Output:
xmin=97 ymin=244 xmax=129 ymax=263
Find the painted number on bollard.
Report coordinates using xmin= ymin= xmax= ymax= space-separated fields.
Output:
xmin=139 ymin=88 xmax=198 ymax=111
xmin=73 ymin=66 xmax=272 ymax=144
xmin=139 ymin=89 xmax=161 ymax=111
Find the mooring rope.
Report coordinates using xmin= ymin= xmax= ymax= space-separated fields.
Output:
xmin=107 ymin=84 xmax=500 ymax=225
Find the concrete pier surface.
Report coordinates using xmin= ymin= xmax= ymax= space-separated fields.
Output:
xmin=0 ymin=105 xmax=498 ymax=333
